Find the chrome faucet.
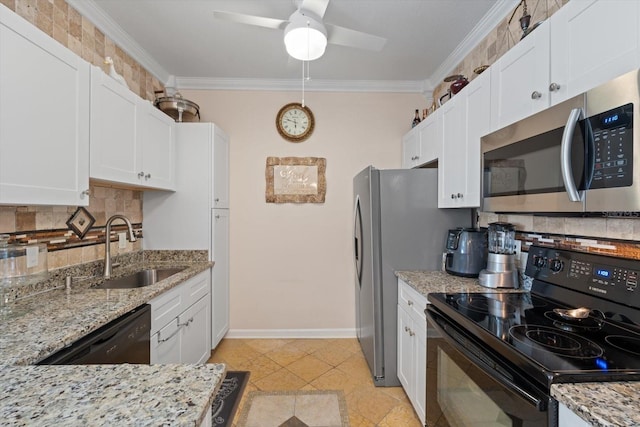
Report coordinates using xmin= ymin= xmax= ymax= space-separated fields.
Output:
xmin=103 ymin=214 xmax=137 ymax=278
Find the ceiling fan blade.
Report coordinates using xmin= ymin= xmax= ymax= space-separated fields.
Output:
xmin=326 ymin=24 xmax=386 ymax=51
xmin=212 ymin=10 xmax=288 ymax=30
xmin=300 ymin=0 xmax=330 ymax=18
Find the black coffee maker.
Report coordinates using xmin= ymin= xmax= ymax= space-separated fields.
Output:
xmin=444 ymin=228 xmax=488 ymax=277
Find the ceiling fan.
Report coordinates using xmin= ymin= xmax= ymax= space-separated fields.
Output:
xmin=212 ymin=0 xmax=387 ymax=61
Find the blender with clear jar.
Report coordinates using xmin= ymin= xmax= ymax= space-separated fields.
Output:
xmin=478 ymin=222 xmax=519 ymax=288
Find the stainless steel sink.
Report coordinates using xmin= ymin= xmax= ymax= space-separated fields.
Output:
xmin=93 ymin=268 xmax=185 ymax=289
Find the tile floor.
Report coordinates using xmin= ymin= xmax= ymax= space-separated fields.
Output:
xmin=207 ymin=338 xmax=422 ymax=427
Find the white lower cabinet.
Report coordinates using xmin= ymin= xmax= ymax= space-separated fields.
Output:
xmin=558 ymin=402 xmax=592 ymax=427
xmin=397 ymin=279 xmax=428 ymax=425
xmin=150 ymin=270 xmax=211 ymax=364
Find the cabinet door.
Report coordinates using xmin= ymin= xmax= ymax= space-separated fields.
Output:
xmin=490 ymin=21 xmax=550 ymax=131
xmin=213 ymin=126 xmax=229 ymax=208
xmin=401 ymin=126 xmax=421 ymax=168
xmin=439 ymin=95 xmax=467 ymax=207
xmin=212 ymin=208 xmax=229 ymax=349
xmin=418 ymin=111 xmax=441 ymax=166
xmin=90 ymin=66 xmax=141 ymax=185
xmin=414 ymin=322 xmax=427 ymax=426
xmin=151 ymin=319 xmax=181 ymax=364
xmin=550 ymin=0 xmax=640 ymax=105
xmin=558 ymin=402 xmax=591 ymax=427
xmin=0 ymin=7 xmax=90 ymax=205
xmin=396 ymin=305 xmax=414 ymax=394
xmin=460 ymin=71 xmax=490 ymax=208
xmin=180 ymin=296 xmax=210 ymax=364
xmin=139 ymin=102 xmax=175 ymax=190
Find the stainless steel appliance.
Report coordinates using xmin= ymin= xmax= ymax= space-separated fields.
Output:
xmin=353 ymin=166 xmax=471 ymax=386
xmin=38 ymin=304 xmax=151 ymax=364
xmin=444 ymin=228 xmax=487 ymax=277
xmin=478 ymin=222 xmax=519 ymax=288
xmin=482 ymin=68 xmax=640 ymax=213
xmin=426 ymin=246 xmax=640 ymax=426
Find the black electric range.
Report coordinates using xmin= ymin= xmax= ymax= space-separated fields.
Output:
xmin=427 ymin=245 xmax=640 ymax=390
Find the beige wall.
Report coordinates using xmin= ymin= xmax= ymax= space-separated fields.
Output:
xmin=182 ymin=89 xmax=424 ymax=334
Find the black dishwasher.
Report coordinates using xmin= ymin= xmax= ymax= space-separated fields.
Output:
xmin=38 ymin=304 xmax=151 ymax=365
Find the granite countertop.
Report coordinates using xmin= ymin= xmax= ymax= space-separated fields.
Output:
xmin=1 ymin=363 xmax=226 ymax=426
xmin=396 ymin=270 xmax=640 ymax=427
xmin=0 ymin=250 xmax=221 ymax=427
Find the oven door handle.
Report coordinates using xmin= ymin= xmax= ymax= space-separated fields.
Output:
xmin=426 ymin=308 xmax=547 ymax=411
xmin=560 ymin=108 xmax=584 ymax=202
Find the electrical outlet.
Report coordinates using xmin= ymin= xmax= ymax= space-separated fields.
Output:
xmin=118 ymin=232 xmax=127 ymax=249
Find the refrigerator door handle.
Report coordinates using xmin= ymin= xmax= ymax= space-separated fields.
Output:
xmin=354 ymin=196 xmax=364 ymax=287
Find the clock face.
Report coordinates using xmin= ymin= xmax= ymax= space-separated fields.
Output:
xmin=276 ymin=103 xmax=315 ymax=142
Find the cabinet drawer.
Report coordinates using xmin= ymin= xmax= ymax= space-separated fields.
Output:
xmin=185 ymin=270 xmax=211 ymax=308
xmin=398 ymin=279 xmax=428 ymax=323
xmin=150 ymin=286 xmax=183 ymax=335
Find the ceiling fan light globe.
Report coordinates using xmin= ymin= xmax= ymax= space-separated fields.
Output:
xmin=284 ymin=11 xmax=327 ymax=61
xmin=284 ymin=27 xmax=327 ymax=60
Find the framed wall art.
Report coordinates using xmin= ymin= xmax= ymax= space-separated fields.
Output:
xmin=66 ymin=207 xmax=96 ymax=239
xmin=265 ymin=157 xmax=326 ymax=203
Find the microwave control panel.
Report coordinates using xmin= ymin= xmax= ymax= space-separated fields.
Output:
xmin=589 ymin=103 xmax=633 ymax=189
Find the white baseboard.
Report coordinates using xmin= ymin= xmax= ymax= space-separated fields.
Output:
xmin=225 ymin=328 xmax=357 ymax=339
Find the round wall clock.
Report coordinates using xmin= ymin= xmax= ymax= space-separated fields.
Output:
xmin=276 ymin=102 xmax=315 ymax=142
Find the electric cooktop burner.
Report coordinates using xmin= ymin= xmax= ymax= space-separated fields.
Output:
xmin=509 ymin=325 xmax=604 ymax=358
xmin=605 ymin=336 xmax=640 ymax=356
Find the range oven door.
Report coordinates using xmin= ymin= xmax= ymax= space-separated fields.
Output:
xmin=426 ymin=307 xmax=556 ymax=427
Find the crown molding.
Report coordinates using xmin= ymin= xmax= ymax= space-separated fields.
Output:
xmin=430 ymin=0 xmax=519 ymax=86
xmin=66 ymin=0 xmax=172 ymax=83
xmin=174 ymin=76 xmax=429 ymax=94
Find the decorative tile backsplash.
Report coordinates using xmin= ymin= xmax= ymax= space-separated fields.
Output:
xmin=0 ymin=0 xmax=163 ymax=101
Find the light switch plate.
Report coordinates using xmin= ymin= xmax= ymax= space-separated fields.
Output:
xmin=118 ymin=232 xmax=127 ymax=249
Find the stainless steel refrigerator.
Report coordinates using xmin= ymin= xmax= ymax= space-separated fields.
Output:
xmin=353 ymin=166 xmax=471 ymax=386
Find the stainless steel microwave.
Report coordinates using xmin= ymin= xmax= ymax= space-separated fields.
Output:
xmin=481 ymin=69 xmax=639 ymax=214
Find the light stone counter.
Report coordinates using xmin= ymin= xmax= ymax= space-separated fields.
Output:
xmin=0 ymin=251 xmax=221 ymax=427
xmin=1 ymin=363 xmax=226 ymax=426
xmin=396 ymin=270 xmax=640 ymax=427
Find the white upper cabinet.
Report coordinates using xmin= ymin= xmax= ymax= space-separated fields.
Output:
xmin=401 ymin=125 xmax=422 ymax=169
xmin=439 ymin=71 xmax=490 ymax=208
xmin=491 ymin=0 xmax=640 ymax=131
xmin=490 ymin=20 xmax=551 ymax=131
xmin=549 ymin=0 xmax=640 ymax=105
xmin=212 ymin=126 xmax=229 ymax=208
xmin=90 ymin=66 xmax=175 ymax=190
xmin=401 ymin=112 xmax=441 ymax=169
xmin=0 ymin=5 xmax=90 ymax=206
xmin=139 ymin=101 xmax=176 ymax=190
xmin=90 ymin=66 xmax=140 ymax=185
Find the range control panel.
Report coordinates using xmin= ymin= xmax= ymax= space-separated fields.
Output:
xmin=526 ymin=245 xmax=639 ymax=307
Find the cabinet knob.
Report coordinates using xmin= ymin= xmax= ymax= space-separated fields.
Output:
xmin=409 ymin=330 xmax=415 ymax=337
xmin=457 ymin=193 xmax=463 ymax=198
xmin=531 ymin=91 xmax=542 ymax=100
xmin=451 ymin=194 xmax=456 ymax=199
xmin=215 ymin=198 xmax=220 ymax=202
xmin=549 ymin=82 xmax=561 ymax=92
xmin=411 ymin=156 xmax=420 ymax=161
xmin=138 ymin=172 xmax=145 ymax=178
xmin=81 ymin=189 xmax=90 ymax=198
xmin=407 ymin=300 xmax=413 ymax=306
xmin=144 ymin=173 xmax=151 ymax=179
xmin=215 ymin=214 xmax=220 ymax=219
xmin=404 ymin=326 xmax=410 ymax=332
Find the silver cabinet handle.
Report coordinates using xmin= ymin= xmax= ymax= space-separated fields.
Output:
xmin=531 ymin=91 xmax=542 ymax=100
xmin=138 ymin=172 xmax=144 ymax=178
xmin=158 ymin=326 xmax=181 ymax=343
xmin=81 ymin=189 xmax=90 ymax=198
xmin=144 ymin=173 xmax=151 ymax=179
xmin=549 ymin=82 xmax=561 ymax=92
xmin=451 ymin=194 xmax=456 ymax=199
xmin=457 ymin=193 xmax=463 ymax=198
xmin=409 ymin=330 xmax=415 ymax=337
xmin=407 ymin=300 xmax=413 ymax=306
xmin=178 ymin=317 xmax=194 ymax=327
xmin=404 ymin=326 xmax=410 ymax=332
